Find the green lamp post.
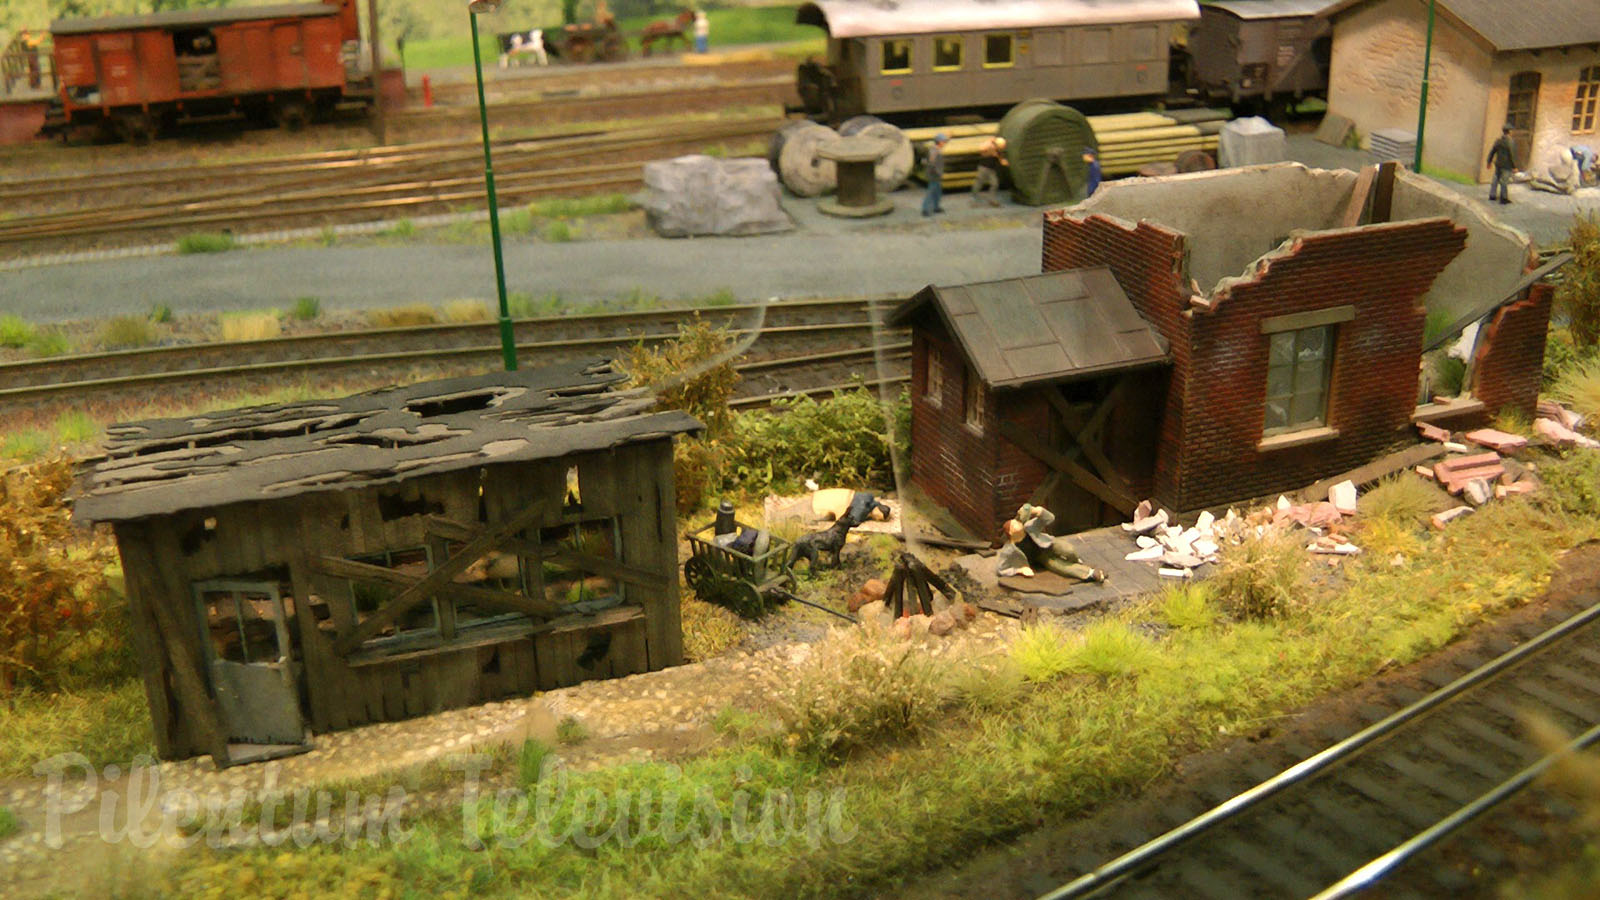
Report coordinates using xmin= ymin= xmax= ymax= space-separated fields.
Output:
xmin=1413 ymin=0 xmax=1436 ymax=172
xmin=468 ymin=0 xmax=518 ymax=371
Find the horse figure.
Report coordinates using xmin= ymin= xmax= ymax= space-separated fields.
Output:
xmin=639 ymin=9 xmax=694 ymax=57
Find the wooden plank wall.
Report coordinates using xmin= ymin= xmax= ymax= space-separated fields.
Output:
xmin=112 ymin=440 xmax=684 ymax=760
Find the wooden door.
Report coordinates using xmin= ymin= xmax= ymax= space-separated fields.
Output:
xmin=1507 ymin=71 xmax=1540 ymax=169
xmin=195 ymin=581 xmax=306 ymax=746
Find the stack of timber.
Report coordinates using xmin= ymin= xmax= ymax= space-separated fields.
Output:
xmin=905 ymin=107 xmax=1229 ymax=189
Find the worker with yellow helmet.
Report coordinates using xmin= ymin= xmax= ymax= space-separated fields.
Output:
xmin=974 ymin=135 xmax=1008 ymax=207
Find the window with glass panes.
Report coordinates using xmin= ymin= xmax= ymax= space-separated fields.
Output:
xmin=1264 ymin=326 xmax=1333 ymax=433
xmin=1575 ymin=65 xmax=1599 ymax=133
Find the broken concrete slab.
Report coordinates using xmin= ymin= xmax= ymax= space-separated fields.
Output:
xmin=1417 ymin=422 xmax=1452 ymax=442
xmin=1329 ymin=480 xmax=1358 ymax=515
xmin=1125 ymin=545 xmax=1165 ymax=561
xmin=1431 ymin=506 xmax=1474 ymax=528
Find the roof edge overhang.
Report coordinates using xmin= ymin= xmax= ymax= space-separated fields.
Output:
xmin=988 ymin=355 xmax=1171 ymax=392
xmin=795 ymin=0 xmax=1200 ymax=40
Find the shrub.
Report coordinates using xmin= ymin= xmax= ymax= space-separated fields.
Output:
xmin=0 ymin=458 xmax=117 ymax=692
xmin=1552 ymin=358 xmax=1600 ymax=423
xmin=291 ymin=296 xmax=322 ymax=321
xmin=767 ymin=626 xmax=950 ymax=761
xmin=1543 ymin=326 xmax=1599 ymax=387
xmin=1556 ymin=212 xmax=1600 ymax=348
xmin=176 ymin=232 xmax=235 ymax=254
xmin=1070 ymin=621 xmax=1158 ymax=680
xmin=1210 ymin=532 xmax=1308 ymax=621
xmin=1159 ymin=582 xmax=1218 ymax=630
xmin=221 ymin=311 xmax=281 ymax=342
xmin=25 ymin=331 xmax=70 ymax=358
xmin=1425 ymin=351 xmax=1466 ymax=397
xmin=723 ymin=388 xmax=900 ymax=495
xmin=1538 ymin=449 xmax=1600 ymax=519
xmin=442 ymin=299 xmax=491 ymax=323
xmin=625 ymin=317 xmax=740 ymax=438
xmin=147 ymin=303 xmax=173 ymax=324
xmin=1010 ymin=622 xmax=1075 ymax=682
xmin=544 ymin=221 xmax=573 ymax=242
xmin=369 ymin=304 xmax=439 ymax=327
xmin=98 ymin=316 xmax=157 ymax=350
xmin=0 ymin=314 xmax=36 ymax=348
xmin=0 ymin=431 xmax=51 ymax=462
xmin=555 ymin=716 xmax=588 ymax=745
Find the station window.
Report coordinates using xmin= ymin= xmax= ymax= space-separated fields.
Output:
xmin=983 ymin=33 xmax=1014 ymax=68
xmin=1264 ymin=326 xmax=1334 ymax=434
xmin=880 ymin=39 xmax=912 ymax=74
xmin=924 ymin=344 xmax=943 ymax=406
xmin=933 ymin=36 xmax=964 ymax=71
xmin=963 ymin=367 xmax=985 ymax=432
xmin=1575 ymin=65 xmax=1599 ymax=133
xmin=349 ymin=547 xmax=441 ymax=643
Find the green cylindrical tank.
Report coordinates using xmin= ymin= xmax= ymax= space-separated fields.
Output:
xmin=998 ymin=99 xmax=1098 ymax=206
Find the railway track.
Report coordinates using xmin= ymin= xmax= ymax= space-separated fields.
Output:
xmin=0 ymin=297 xmax=910 ymax=416
xmin=1040 ymin=586 xmax=1600 ymax=900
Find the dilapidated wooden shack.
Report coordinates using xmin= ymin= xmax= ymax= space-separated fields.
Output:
xmin=73 ymin=360 xmax=700 ymax=766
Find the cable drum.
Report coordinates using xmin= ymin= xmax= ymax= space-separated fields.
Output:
xmin=997 ymin=99 xmax=1098 ymax=206
xmin=835 ymin=115 xmax=913 ymax=192
xmin=768 ymin=119 xmax=839 ymax=197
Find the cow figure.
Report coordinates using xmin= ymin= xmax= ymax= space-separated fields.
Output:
xmin=497 ymin=29 xmax=550 ymax=68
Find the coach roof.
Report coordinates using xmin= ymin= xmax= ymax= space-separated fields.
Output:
xmin=796 ymin=0 xmax=1200 ymax=39
xmin=53 ymin=2 xmax=337 ymax=35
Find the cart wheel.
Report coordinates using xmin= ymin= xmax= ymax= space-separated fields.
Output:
xmin=703 ymin=577 xmax=765 ymax=619
xmin=683 ymin=556 xmax=714 ymax=592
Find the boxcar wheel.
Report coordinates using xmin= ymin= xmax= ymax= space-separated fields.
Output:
xmin=114 ymin=112 xmax=155 ymax=145
xmin=275 ymin=99 xmax=310 ymax=132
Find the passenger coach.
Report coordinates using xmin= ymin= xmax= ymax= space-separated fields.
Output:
xmin=793 ymin=0 xmax=1201 ymax=122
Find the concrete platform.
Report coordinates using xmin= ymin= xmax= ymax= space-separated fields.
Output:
xmin=954 ymin=523 xmax=1208 ymax=614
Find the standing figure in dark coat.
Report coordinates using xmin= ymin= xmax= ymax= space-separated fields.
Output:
xmin=1487 ymin=125 xmax=1516 ymax=205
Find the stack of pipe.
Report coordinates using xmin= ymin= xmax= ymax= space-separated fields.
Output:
xmin=904 ymin=108 xmax=1229 ymax=188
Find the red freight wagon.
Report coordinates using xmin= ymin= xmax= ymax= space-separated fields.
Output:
xmin=46 ymin=0 xmax=369 ymax=142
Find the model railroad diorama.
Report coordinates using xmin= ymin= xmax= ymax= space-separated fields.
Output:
xmin=3 ymin=1 xmax=1600 ymax=898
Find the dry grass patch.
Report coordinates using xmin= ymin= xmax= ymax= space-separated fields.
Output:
xmin=220 ymin=310 xmax=281 ymax=342
xmin=441 ymin=299 xmax=492 ymax=323
xmin=1552 ymin=359 xmax=1600 ymax=422
xmin=681 ymin=597 xmax=742 ymax=662
xmin=369 ymin=304 xmax=439 ymax=328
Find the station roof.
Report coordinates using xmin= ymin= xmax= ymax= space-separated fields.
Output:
xmin=888 ymin=267 xmax=1169 ymax=390
xmin=1205 ymin=0 xmax=1344 ymax=20
xmin=1319 ymin=0 xmax=1600 ymax=50
xmin=73 ymin=360 xmax=702 ymax=524
xmin=52 ymin=2 xmax=337 ymax=35
xmin=796 ymin=0 xmax=1200 ymax=39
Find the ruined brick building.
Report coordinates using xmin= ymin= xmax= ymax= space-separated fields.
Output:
xmin=894 ymin=162 xmax=1552 ymax=538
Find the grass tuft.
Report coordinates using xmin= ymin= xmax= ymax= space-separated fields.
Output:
xmin=176 ymin=232 xmax=235 ymax=254
xmin=147 ymin=303 xmax=173 ymax=324
xmin=1010 ymin=622 xmax=1075 ymax=682
xmin=220 ymin=311 xmax=281 ymax=342
xmin=1360 ymin=472 xmax=1454 ymax=526
xmin=681 ymin=597 xmax=743 ymax=662
xmin=1210 ymin=531 xmax=1307 ymax=621
xmin=555 ymin=717 xmax=589 ymax=745
xmin=369 ymin=304 xmax=439 ymax=328
xmin=0 ymin=806 xmax=16 ymax=840
xmin=544 ymin=220 xmax=574 ymax=243
xmin=0 ymin=314 xmax=36 ymax=347
xmin=290 ymin=296 xmax=322 ymax=321
xmin=1552 ymin=358 xmax=1600 ymax=422
xmin=1160 ymin=582 xmax=1218 ymax=630
xmin=1 ymin=430 xmax=52 ymax=462
xmin=527 ymin=193 xmax=634 ymax=219
xmin=53 ymin=411 xmax=100 ymax=446
xmin=97 ymin=316 xmax=157 ymax=350
xmin=442 ymin=299 xmax=491 ymax=323
xmin=518 ymin=739 xmax=553 ymax=787
xmin=378 ymin=219 xmax=416 ymax=238
xmin=26 ymin=330 xmax=70 ymax=357
xmin=1070 ymin=621 xmax=1158 ymax=680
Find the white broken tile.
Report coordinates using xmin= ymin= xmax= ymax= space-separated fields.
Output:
xmin=1125 ymin=545 xmax=1165 ymax=561
xmin=1276 ymin=495 xmax=1292 ymax=511
xmin=1193 ymin=539 xmax=1219 ymax=557
xmin=1443 ymin=441 xmax=1470 ymax=453
xmin=1136 ymin=535 xmax=1158 ymax=549
xmin=1329 ymin=480 xmax=1358 ymax=515
xmin=1158 ymin=567 xmax=1193 ymax=579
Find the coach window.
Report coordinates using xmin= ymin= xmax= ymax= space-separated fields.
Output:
xmin=933 ymin=36 xmax=963 ymax=71
xmin=983 ymin=33 xmax=1014 ymax=68
xmin=881 ymin=39 xmax=912 ymax=75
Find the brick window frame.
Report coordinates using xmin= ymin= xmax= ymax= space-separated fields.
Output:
xmin=923 ymin=343 xmax=943 ymax=407
xmin=1575 ymin=65 xmax=1600 ymax=134
xmin=962 ymin=365 xmax=985 ymax=433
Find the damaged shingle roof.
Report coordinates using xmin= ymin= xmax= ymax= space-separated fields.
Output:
xmin=1322 ymin=0 xmax=1600 ymax=50
xmin=73 ymin=360 xmax=701 ymax=523
xmin=888 ymin=268 xmax=1170 ymax=390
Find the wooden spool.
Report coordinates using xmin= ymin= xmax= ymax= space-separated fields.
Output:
xmin=768 ymin=119 xmax=839 ymax=197
xmin=837 ymin=115 xmax=914 ymax=193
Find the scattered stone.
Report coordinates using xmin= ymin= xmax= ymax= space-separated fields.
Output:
xmin=1416 ymin=465 xmax=1435 ymax=480
xmin=1535 ymin=417 xmax=1600 ymax=449
xmin=1161 ymin=551 xmax=1206 ymax=569
xmin=1122 ymin=507 xmax=1170 ymax=534
xmin=1417 ymin=421 xmax=1451 ymax=442
xmin=928 ymin=610 xmax=956 ymax=636
xmin=1495 ymin=482 xmax=1538 ymax=498
xmin=1307 ymin=535 xmax=1361 ymax=555
xmin=1135 ymin=535 xmax=1159 ymax=549
xmin=1431 ymin=506 xmax=1475 ymax=529
xmin=1443 ymin=441 xmax=1470 ymax=453
xmin=1463 ymin=477 xmax=1494 ymax=506
xmin=1537 ymin=399 xmax=1586 ymax=431
xmin=848 ymin=578 xmax=888 ymax=613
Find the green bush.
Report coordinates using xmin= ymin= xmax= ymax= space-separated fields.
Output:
xmin=176 ymin=232 xmax=235 ymax=254
xmin=25 ymin=331 xmax=70 ymax=358
xmin=624 ymin=318 xmax=739 ymax=438
xmin=290 ymin=296 xmax=322 ymax=321
xmin=0 ymin=314 xmax=35 ymax=348
xmin=98 ymin=316 xmax=157 ymax=350
xmin=1556 ymin=213 xmax=1600 ymax=348
xmin=724 ymin=388 xmax=901 ymax=495
xmin=555 ymin=717 xmax=589 ymax=745
xmin=1538 ymin=450 xmax=1600 ymax=519
xmin=544 ymin=220 xmax=573 ymax=243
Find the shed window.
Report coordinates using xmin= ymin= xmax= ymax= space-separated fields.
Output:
xmin=924 ymin=344 xmax=943 ymax=406
xmin=933 ymin=36 xmax=963 ymax=71
xmin=446 ymin=543 xmax=531 ymax=632
xmin=1264 ymin=326 xmax=1334 ymax=433
xmin=963 ymin=367 xmax=985 ymax=432
xmin=539 ymin=519 xmax=623 ymax=610
xmin=350 ymin=547 xmax=440 ymax=641
xmin=880 ymin=39 xmax=912 ymax=74
xmin=984 ymin=33 xmax=1014 ymax=68
xmin=1575 ymin=65 xmax=1600 ymax=134
xmin=198 ymin=585 xmax=285 ymax=664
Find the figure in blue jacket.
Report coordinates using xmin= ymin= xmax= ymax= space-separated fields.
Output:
xmin=1082 ymin=147 xmax=1102 ymax=198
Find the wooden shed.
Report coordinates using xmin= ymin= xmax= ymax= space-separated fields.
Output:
xmin=73 ymin=360 xmax=700 ymax=766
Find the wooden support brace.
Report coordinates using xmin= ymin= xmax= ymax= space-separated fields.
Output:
xmin=426 ymin=515 xmax=670 ymax=590
xmin=337 ymin=499 xmax=549 ymax=654
xmin=999 ymin=420 xmax=1138 ymax=515
xmin=1044 ymin=384 xmax=1135 ymax=506
xmin=314 ymin=555 xmax=566 ymax=619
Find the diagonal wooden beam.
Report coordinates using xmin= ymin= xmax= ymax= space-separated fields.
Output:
xmin=1044 ymin=382 xmax=1136 ymax=506
xmin=427 ymin=515 xmax=670 ymax=590
xmin=1000 ymin=420 xmax=1138 ymax=515
xmin=336 ymin=499 xmax=549 ymax=655
xmin=314 ymin=555 xmax=566 ymax=620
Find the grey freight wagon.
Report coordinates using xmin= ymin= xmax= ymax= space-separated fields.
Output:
xmin=1184 ymin=0 xmax=1338 ymax=112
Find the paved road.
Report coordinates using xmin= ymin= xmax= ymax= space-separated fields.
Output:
xmin=0 ymin=220 xmax=1043 ymax=323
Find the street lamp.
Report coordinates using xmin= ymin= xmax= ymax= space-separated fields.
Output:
xmin=1413 ymin=0 xmax=1436 ymax=172
xmin=468 ymin=0 xmax=518 ymax=371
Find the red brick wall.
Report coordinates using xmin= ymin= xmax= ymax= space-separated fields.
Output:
xmin=909 ymin=319 xmax=1004 ymax=538
xmin=1471 ymin=282 xmax=1553 ymax=418
xmin=1043 ymin=210 xmax=1468 ymax=512
xmin=992 ymin=390 xmax=1052 ymax=534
